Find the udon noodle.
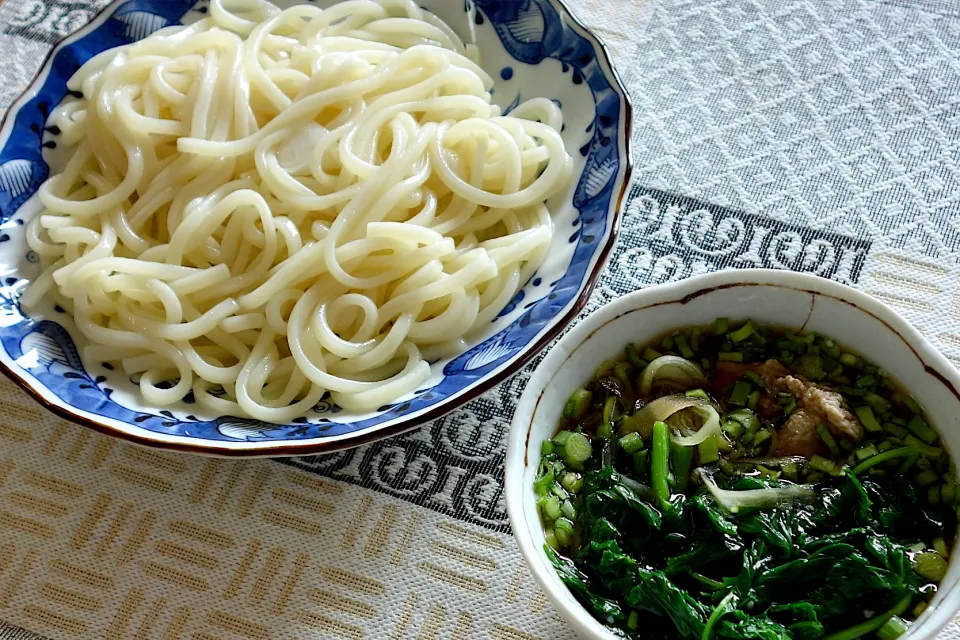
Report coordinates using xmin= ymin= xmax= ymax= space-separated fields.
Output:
xmin=22 ymin=0 xmax=572 ymax=422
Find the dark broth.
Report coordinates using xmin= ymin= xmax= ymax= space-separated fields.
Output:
xmin=536 ymin=318 xmax=956 ymax=640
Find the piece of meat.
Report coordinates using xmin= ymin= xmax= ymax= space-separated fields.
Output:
xmin=717 ymin=359 xmax=862 ymax=448
xmin=755 ymin=394 xmax=781 ymax=421
xmin=713 ymin=360 xmax=790 ymax=393
xmin=770 ymin=374 xmax=861 ymax=442
xmin=770 ymin=408 xmax=822 ymax=457
xmin=715 ymin=360 xmax=790 ymax=394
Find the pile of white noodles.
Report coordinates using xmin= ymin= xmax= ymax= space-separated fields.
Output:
xmin=22 ymin=0 xmax=572 ymax=421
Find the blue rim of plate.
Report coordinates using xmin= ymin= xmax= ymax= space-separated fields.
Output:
xmin=0 ymin=0 xmax=633 ymax=456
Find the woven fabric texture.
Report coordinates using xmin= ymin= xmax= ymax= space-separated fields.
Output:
xmin=0 ymin=0 xmax=959 ymax=638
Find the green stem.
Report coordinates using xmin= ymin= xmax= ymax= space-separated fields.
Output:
xmin=702 ymin=590 xmax=738 ymax=640
xmin=851 ymin=446 xmax=917 ymax=475
xmin=652 ymin=420 xmax=672 ymax=511
xmin=689 ymin=572 xmax=725 ymax=591
xmin=823 ymin=596 xmax=912 ymax=640
xmin=671 ymin=442 xmax=694 ymax=492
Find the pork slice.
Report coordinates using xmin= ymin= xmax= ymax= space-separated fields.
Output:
xmin=770 ymin=408 xmax=822 ymax=457
xmin=716 ymin=360 xmax=790 ymax=393
xmin=801 ymin=386 xmax=861 ymax=442
xmin=773 ymin=375 xmax=862 ymax=443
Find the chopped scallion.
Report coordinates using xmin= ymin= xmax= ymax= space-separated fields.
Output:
xmin=906 ymin=415 xmax=937 ymax=444
xmin=817 ymin=424 xmax=840 ymax=456
xmin=562 ymin=388 xmax=593 ymax=420
xmin=729 ymin=381 xmax=751 ymax=406
xmin=618 ymin=432 xmax=645 ymax=455
xmin=853 ymin=405 xmax=883 ymax=433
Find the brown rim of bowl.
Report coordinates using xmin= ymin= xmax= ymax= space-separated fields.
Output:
xmin=0 ymin=0 xmax=634 ymax=457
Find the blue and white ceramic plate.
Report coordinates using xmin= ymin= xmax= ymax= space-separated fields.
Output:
xmin=0 ymin=0 xmax=632 ymax=456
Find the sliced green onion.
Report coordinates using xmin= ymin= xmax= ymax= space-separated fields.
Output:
xmin=904 ymin=396 xmax=922 ymax=414
xmin=714 ymin=317 xmax=729 ymax=334
xmin=596 ymin=422 xmax=613 ymax=439
xmin=661 ymin=335 xmax=675 ymax=350
xmin=552 ymin=430 xmax=573 ymax=447
xmin=728 ymin=409 xmax=761 ymax=434
xmin=914 ymin=551 xmax=948 ymax=581
xmin=685 ymin=388 xmax=710 ymax=401
xmin=602 ymin=396 xmax=617 ymax=425
xmin=757 ymin=464 xmax=780 ymax=480
xmin=942 ymin=479 xmax=956 ymax=505
xmin=729 ymin=381 xmax=751 ymax=406
xmin=782 ymin=462 xmax=800 ymax=482
xmin=627 ymin=611 xmax=639 ymax=631
xmin=559 ymin=472 xmax=582 ymax=493
xmin=722 ymin=419 xmax=745 ymax=440
xmin=562 ymin=388 xmax=593 ymax=420
xmin=817 ymin=424 xmax=840 ymax=456
xmin=625 ymin=343 xmax=645 ymax=367
xmin=856 ymin=374 xmax=876 ymax=388
xmin=561 ymin=433 xmax=592 ymax=469
xmin=928 ymin=485 xmax=941 ymax=505
xmin=934 ymin=537 xmax=949 ymax=558
xmin=876 ymin=616 xmax=909 ymax=640
xmin=839 ymin=353 xmax=859 ymax=367
xmin=884 ymin=422 xmax=908 ymax=438
xmin=540 ymin=440 xmax=554 ymax=456
xmin=747 ymin=390 xmax=761 ymax=411
xmin=691 ymin=327 xmax=701 ymax=353
xmin=916 ymin=468 xmax=939 ymax=486
xmin=728 ymin=322 xmax=756 ymax=343
xmin=752 ymin=430 xmax=772 ymax=448
xmin=743 ymin=371 xmax=764 ymax=387
xmin=544 ymin=529 xmax=559 ymax=551
xmin=560 ymin=500 xmax=577 ymax=520
xmin=675 ymin=333 xmax=695 ymax=359
xmin=540 ymin=495 xmax=561 ymax=520
xmin=553 ymin=517 xmax=575 ymax=546
xmin=534 ymin=466 xmax=556 ymax=497
xmin=778 ymin=393 xmax=796 ymax=415
xmin=614 ymin=363 xmax=635 ymax=407
xmin=594 ymin=359 xmax=617 ymax=379
xmin=853 ymin=405 xmax=883 ymax=433
xmin=906 ymin=415 xmax=938 ymax=444
xmin=618 ymin=432 xmax=645 ymax=455
xmin=718 ymin=352 xmax=743 ymax=363
xmin=794 ymin=355 xmax=824 ymax=380
xmin=864 ymin=391 xmax=890 ymax=410
xmin=809 ymin=455 xmax=842 ymax=476
xmin=644 ymin=347 xmax=663 ymax=361
xmin=853 ymin=443 xmax=879 ymax=461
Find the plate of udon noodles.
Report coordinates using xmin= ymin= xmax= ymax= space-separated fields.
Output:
xmin=0 ymin=0 xmax=631 ymax=455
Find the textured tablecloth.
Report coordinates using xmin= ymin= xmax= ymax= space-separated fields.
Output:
xmin=0 ymin=0 xmax=959 ymax=638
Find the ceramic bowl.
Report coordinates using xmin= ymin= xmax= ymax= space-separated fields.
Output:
xmin=506 ymin=268 xmax=960 ymax=640
xmin=0 ymin=0 xmax=631 ymax=455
